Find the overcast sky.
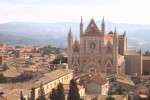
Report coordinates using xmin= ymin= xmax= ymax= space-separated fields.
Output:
xmin=0 ymin=0 xmax=150 ymax=24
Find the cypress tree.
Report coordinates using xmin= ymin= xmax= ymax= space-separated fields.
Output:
xmin=57 ymin=83 xmax=65 ymax=100
xmin=67 ymin=79 xmax=80 ymax=100
xmin=50 ymin=88 xmax=57 ymax=100
xmin=36 ymin=82 xmax=46 ymax=100
xmin=20 ymin=91 xmax=26 ymax=100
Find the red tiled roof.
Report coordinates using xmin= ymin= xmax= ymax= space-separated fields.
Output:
xmin=88 ymin=74 xmax=108 ymax=85
xmin=105 ymin=34 xmax=113 ymax=39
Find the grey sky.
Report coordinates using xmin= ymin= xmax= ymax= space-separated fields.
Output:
xmin=0 ymin=0 xmax=150 ymax=24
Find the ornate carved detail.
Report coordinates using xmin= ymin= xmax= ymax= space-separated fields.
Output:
xmin=73 ymin=39 xmax=80 ymax=52
xmin=72 ymin=58 xmax=80 ymax=68
xmin=84 ymin=19 xmax=100 ymax=35
xmin=105 ymin=58 xmax=113 ymax=68
xmin=85 ymin=57 xmax=99 ymax=65
xmin=106 ymin=40 xmax=113 ymax=54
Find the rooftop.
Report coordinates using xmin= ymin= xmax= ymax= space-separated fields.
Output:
xmin=105 ymin=34 xmax=113 ymax=40
xmin=3 ymin=69 xmax=20 ymax=78
xmin=0 ymin=69 xmax=73 ymax=90
xmin=116 ymin=75 xmax=135 ymax=86
xmin=2 ymin=89 xmax=31 ymax=100
xmin=125 ymin=51 xmax=140 ymax=55
xmin=143 ymin=55 xmax=150 ymax=60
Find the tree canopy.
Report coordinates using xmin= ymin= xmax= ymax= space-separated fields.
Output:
xmin=0 ymin=74 xmax=9 ymax=83
xmin=57 ymin=83 xmax=65 ymax=100
xmin=50 ymin=88 xmax=57 ymax=100
xmin=67 ymin=79 xmax=80 ymax=100
xmin=36 ymin=83 xmax=46 ymax=100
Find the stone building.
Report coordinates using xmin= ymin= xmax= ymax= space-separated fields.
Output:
xmin=0 ymin=69 xmax=74 ymax=100
xmin=68 ymin=17 xmax=126 ymax=76
xmin=142 ymin=52 xmax=150 ymax=75
xmin=67 ymin=17 xmax=143 ymax=76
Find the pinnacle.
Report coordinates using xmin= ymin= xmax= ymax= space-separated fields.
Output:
xmin=102 ymin=16 xmax=105 ymax=24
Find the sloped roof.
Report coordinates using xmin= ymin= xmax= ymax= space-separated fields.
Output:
xmin=2 ymin=89 xmax=31 ymax=100
xmin=88 ymin=74 xmax=108 ymax=85
xmin=115 ymin=75 xmax=135 ymax=86
xmin=84 ymin=19 xmax=100 ymax=35
xmin=3 ymin=69 xmax=20 ymax=78
xmin=105 ymin=34 xmax=113 ymax=40
xmin=125 ymin=51 xmax=139 ymax=55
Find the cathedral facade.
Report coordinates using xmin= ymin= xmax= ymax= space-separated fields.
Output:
xmin=68 ymin=17 xmax=127 ymax=76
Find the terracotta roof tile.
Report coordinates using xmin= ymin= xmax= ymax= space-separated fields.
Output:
xmin=88 ymin=74 xmax=108 ymax=85
xmin=105 ymin=34 xmax=113 ymax=39
xmin=2 ymin=89 xmax=31 ymax=100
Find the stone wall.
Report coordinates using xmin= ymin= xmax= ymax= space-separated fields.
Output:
xmin=118 ymin=37 xmax=124 ymax=55
xmin=143 ymin=60 xmax=150 ymax=75
xmin=125 ymin=54 xmax=142 ymax=75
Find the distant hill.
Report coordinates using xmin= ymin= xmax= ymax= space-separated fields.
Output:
xmin=0 ymin=32 xmax=40 ymax=46
xmin=0 ymin=21 xmax=150 ymax=51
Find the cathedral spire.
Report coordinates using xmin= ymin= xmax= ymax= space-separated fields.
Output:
xmin=102 ymin=16 xmax=105 ymax=24
xmin=123 ymin=31 xmax=126 ymax=37
xmin=123 ymin=31 xmax=127 ymax=54
xmin=114 ymin=27 xmax=117 ymax=34
xmin=113 ymin=27 xmax=118 ymax=74
xmin=80 ymin=16 xmax=83 ymax=25
xmin=80 ymin=16 xmax=84 ymax=36
xmin=68 ymin=26 xmax=72 ymax=37
xmin=74 ymin=38 xmax=79 ymax=44
xmin=68 ymin=27 xmax=73 ymax=43
xmin=139 ymin=49 xmax=142 ymax=55
xmin=101 ymin=16 xmax=105 ymax=36
xmin=68 ymin=27 xmax=73 ymax=54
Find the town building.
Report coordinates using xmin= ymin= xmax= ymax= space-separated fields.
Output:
xmin=1 ymin=89 xmax=31 ymax=100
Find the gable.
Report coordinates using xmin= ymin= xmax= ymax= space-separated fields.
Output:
xmin=84 ymin=19 xmax=100 ymax=35
xmin=105 ymin=58 xmax=113 ymax=68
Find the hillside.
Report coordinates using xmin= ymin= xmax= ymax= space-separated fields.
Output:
xmin=0 ymin=21 xmax=150 ymax=51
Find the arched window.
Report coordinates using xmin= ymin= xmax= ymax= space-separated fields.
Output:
xmin=89 ymin=68 xmax=96 ymax=74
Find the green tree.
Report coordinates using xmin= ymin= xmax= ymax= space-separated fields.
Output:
xmin=57 ymin=83 xmax=65 ymax=100
xmin=67 ymin=79 xmax=80 ymax=100
xmin=116 ymin=86 xmax=125 ymax=95
xmin=51 ymin=55 xmax=67 ymax=64
xmin=15 ymin=46 xmax=22 ymax=49
xmin=36 ymin=83 xmax=46 ymax=100
xmin=50 ymin=88 xmax=57 ymax=100
xmin=105 ymin=96 xmax=115 ymax=100
xmin=2 ymin=64 xmax=9 ymax=71
xmin=0 ymin=74 xmax=9 ymax=83
xmin=20 ymin=91 xmax=26 ymax=100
